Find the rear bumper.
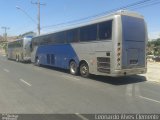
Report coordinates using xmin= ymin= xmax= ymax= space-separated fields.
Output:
xmin=111 ymin=68 xmax=147 ymax=77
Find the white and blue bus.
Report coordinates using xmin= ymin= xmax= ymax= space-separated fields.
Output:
xmin=31 ymin=10 xmax=147 ymax=77
xmin=7 ymin=36 xmax=32 ymax=62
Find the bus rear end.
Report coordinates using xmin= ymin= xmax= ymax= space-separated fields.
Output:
xmin=113 ymin=13 xmax=147 ymax=76
xmin=23 ymin=37 xmax=32 ymax=62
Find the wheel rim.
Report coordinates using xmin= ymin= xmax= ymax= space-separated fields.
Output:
xmin=81 ymin=65 xmax=88 ymax=76
xmin=70 ymin=62 xmax=76 ymax=74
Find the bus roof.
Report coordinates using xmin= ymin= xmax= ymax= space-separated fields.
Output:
xmin=33 ymin=10 xmax=144 ymax=38
xmin=7 ymin=39 xmax=23 ymax=44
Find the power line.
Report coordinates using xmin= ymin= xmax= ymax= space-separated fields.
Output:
xmin=41 ymin=0 xmax=160 ymax=30
xmin=130 ymin=0 xmax=160 ymax=10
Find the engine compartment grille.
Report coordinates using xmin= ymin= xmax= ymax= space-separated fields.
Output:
xmin=97 ymin=57 xmax=110 ymax=73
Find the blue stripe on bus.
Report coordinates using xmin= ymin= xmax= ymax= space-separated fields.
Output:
xmin=35 ymin=44 xmax=79 ymax=69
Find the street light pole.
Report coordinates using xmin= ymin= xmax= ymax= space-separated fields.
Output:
xmin=16 ymin=6 xmax=37 ymax=24
xmin=16 ymin=0 xmax=45 ymax=35
xmin=38 ymin=0 xmax=40 ymax=35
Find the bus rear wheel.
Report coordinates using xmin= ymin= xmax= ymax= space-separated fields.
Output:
xmin=80 ymin=63 xmax=90 ymax=78
xmin=16 ymin=55 xmax=19 ymax=62
xmin=69 ymin=61 xmax=78 ymax=75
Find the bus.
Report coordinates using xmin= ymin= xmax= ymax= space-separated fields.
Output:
xmin=7 ymin=36 xmax=32 ymax=62
xmin=31 ymin=10 xmax=147 ymax=77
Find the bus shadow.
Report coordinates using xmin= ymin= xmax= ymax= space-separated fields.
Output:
xmin=88 ymin=75 xmax=147 ymax=85
xmin=21 ymin=61 xmax=31 ymax=64
xmin=7 ymin=58 xmax=31 ymax=64
xmin=39 ymin=65 xmax=146 ymax=85
xmin=40 ymin=65 xmax=69 ymax=74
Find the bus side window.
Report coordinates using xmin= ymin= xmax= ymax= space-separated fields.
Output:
xmin=66 ymin=29 xmax=79 ymax=43
xmin=80 ymin=24 xmax=97 ymax=42
xmin=99 ymin=20 xmax=112 ymax=40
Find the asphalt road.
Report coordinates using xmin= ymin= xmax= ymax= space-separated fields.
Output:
xmin=0 ymin=55 xmax=160 ymax=115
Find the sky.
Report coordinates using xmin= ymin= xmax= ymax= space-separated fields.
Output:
xmin=0 ymin=0 xmax=160 ymax=39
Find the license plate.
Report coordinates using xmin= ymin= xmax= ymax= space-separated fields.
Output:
xmin=130 ymin=59 xmax=138 ymax=64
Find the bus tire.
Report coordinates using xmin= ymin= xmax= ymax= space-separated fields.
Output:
xmin=35 ymin=57 xmax=40 ymax=66
xmin=80 ymin=63 xmax=90 ymax=78
xmin=16 ymin=55 xmax=19 ymax=62
xmin=69 ymin=61 xmax=78 ymax=75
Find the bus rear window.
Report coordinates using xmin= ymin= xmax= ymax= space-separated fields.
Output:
xmin=122 ymin=16 xmax=145 ymax=42
xmin=99 ymin=20 xmax=112 ymax=40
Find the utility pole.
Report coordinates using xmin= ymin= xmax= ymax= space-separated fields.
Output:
xmin=1 ymin=27 xmax=10 ymax=41
xmin=31 ymin=0 xmax=45 ymax=35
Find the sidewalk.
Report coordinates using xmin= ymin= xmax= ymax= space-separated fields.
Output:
xmin=0 ymin=49 xmax=6 ymax=56
xmin=141 ymin=62 xmax=160 ymax=83
xmin=0 ymin=53 xmax=6 ymax=56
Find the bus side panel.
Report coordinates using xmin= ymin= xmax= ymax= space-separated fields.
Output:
xmin=8 ymin=48 xmax=20 ymax=60
xmin=71 ymin=41 xmax=113 ymax=75
xmin=31 ymin=46 xmax=38 ymax=63
xmin=35 ymin=44 xmax=79 ymax=69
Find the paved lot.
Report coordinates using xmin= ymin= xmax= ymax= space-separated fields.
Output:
xmin=0 ymin=55 xmax=160 ymax=116
xmin=141 ymin=62 xmax=160 ymax=83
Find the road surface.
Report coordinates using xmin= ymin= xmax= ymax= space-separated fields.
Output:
xmin=0 ymin=55 xmax=160 ymax=116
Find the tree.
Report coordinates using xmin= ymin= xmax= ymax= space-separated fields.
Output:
xmin=154 ymin=46 xmax=160 ymax=56
xmin=0 ymin=41 xmax=7 ymax=54
xmin=148 ymin=38 xmax=160 ymax=56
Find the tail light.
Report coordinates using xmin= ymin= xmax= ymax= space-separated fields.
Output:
xmin=117 ymin=43 xmax=121 ymax=67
